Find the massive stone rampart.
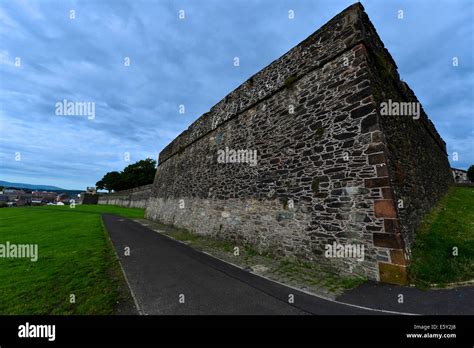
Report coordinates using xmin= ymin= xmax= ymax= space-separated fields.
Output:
xmin=145 ymin=3 xmax=453 ymax=284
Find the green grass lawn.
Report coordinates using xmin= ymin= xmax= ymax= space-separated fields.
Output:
xmin=0 ymin=205 xmax=144 ymax=314
xmin=409 ymin=186 xmax=474 ymax=287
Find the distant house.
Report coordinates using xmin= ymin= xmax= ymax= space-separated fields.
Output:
xmin=32 ymin=191 xmax=57 ymax=203
xmin=16 ymin=197 xmax=29 ymax=206
xmin=56 ymin=193 xmax=70 ymax=204
xmin=2 ymin=189 xmax=31 ymax=205
xmin=4 ymin=189 xmax=26 ymax=201
xmin=452 ymin=168 xmax=471 ymax=184
xmin=86 ymin=187 xmax=97 ymax=194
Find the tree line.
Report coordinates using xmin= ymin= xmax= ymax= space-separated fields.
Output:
xmin=96 ymin=158 xmax=157 ymax=192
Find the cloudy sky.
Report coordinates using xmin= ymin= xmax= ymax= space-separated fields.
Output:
xmin=0 ymin=0 xmax=472 ymax=189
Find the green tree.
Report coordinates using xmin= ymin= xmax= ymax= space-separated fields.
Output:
xmin=96 ymin=158 xmax=157 ymax=192
xmin=467 ymin=165 xmax=474 ymax=182
xmin=120 ymin=158 xmax=157 ymax=189
xmin=96 ymin=171 xmax=122 ymax=192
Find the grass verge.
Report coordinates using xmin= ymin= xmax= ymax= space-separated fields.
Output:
xmin=409 ymin=186 xmax=474 ymax=287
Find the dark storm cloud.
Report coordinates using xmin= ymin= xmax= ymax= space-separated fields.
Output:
xmin=0 ymin=0 xmax=472 ymax=188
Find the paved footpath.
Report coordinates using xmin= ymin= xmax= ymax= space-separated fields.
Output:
xmin=102 ymin=214 xmax=474 ymax=315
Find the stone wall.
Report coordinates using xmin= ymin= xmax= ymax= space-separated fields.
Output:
xmin=341 ymin=8 xmax=454 ymax=283
xmin=145 ymin=3 xmax=452 ymax=284
xmin=98 ymin=184 xmax=153 ymax=209
xmin=80 ymin=193 xmax=99 ymax=205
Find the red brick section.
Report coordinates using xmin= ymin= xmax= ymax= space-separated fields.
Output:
xmin=390 ymin=249 xmax=407 ymax=266
xmin=374 ymin=200 xmax=397 ymax=218
xmin=376 ymin=164 xmax=389 ymax=177
xmin=381 ymin=187 xmax=393 ymax=200
xmin=366 ymin=150 xmax=409 ymax=285
xmin=373 ymin=233 xmax=403 ymax=249
xmin=365 ymin=177 xmax=390 ymax=188
xmin=384 ymin=218 xmax=400 ymax=234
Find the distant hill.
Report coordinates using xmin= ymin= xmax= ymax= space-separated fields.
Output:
xmin=0 ymin=180 xmax=66 ymax=191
